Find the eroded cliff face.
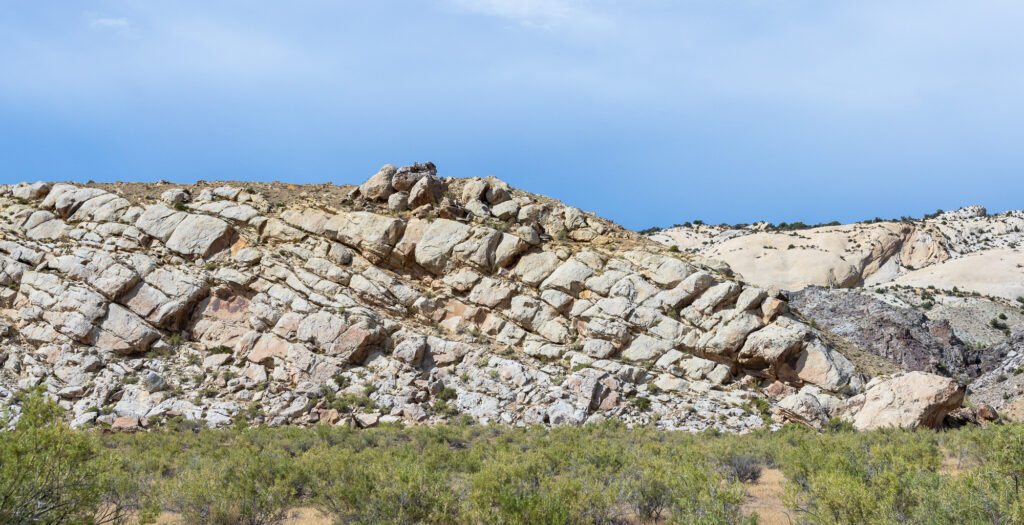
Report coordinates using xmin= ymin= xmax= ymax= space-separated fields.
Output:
xmin=649 ymin=207 xmax=1024 ymax=298
xmin=0 ymin=167 xmax=961 ymax=432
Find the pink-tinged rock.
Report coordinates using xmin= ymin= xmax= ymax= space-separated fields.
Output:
xmin=248 ymin=334 xmax=290 ymax=365
xmin=408 ymin=175 xmax=445 ymax=208
xmin=110 ymin=416 xmax=141 ymax=432
xmin=328 ymin=325 xmax=383 ymax=364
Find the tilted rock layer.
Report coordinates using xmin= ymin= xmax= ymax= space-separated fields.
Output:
xmin=0 ymin=170 xmax=959 ymax=431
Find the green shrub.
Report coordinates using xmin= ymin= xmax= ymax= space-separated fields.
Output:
xmin=437 ymin=387 xmax=457 ymax=401
xmin=0 ymin=388 xmax=135 ymax=525
xmin=169 ymin=438 xmax=300 ymax=525
xmin=304 ymin=443 xmax=459 ymax=524
xmin=1 ymin=398 xmax=1021 ymax=525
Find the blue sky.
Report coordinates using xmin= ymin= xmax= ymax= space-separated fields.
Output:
xmin=2 ymin=1 xmax=1023 ymax=229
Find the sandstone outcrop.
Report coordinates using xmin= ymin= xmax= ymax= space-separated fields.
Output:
xmin=0 ymin=167 xmax=965 ymax=432
xmin=842 ymin=371 xmax=965 ymax=430
xmin=648 ymin=207 xmax=1024 ymax=299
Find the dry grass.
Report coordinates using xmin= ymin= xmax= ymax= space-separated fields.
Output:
xmin=1003 ymin=398 xmax=1024 ymax=422
xmin=153 ymin=507 xmax=331 ymax=525
xmin=741 ymin=468 xmax=793 ymax=525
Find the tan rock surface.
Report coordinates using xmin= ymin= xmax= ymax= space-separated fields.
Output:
xmin=842 ymin=371 xmax=964 ymax=430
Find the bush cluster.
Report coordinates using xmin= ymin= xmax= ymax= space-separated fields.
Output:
xmin=3 ymin=389 xmax=1024 ymax=524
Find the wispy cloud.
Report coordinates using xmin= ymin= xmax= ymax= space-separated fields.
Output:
xmin=86 ymin=14 xmax=134 ymax=37
xmin=446 ymin=0 xmax=612 ymax=33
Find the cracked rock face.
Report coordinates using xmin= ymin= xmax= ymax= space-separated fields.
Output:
xmin=0 ymin=168 xmax=963 ymax=432
xmin=842 ymin=371 xmax=965 ymax=430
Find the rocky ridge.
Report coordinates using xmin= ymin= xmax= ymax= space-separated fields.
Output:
xmin=0 ymin=167 xmax=962 ymax=432
xmin=649 ymin=206 xmax=1024 ymax=299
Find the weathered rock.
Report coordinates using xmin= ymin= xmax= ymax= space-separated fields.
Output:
xmin=123 ymin=268 xmax=208 ymax=329
xmin=142 ymin=371 xmax=168 ymax=392
xmin=393 ymin=337 xmax=426 ymax=365
xmin=326 ymin=212 xmax=405 ymax=264
xmin=453 ymin=229 xmax=502 ymax=270
xmin=540 ymin=259 xmax=594 ymax=295
xmin=165 ymin=214 xmax=233 ymax=258
xmin=699 ymin=312 xmax=764 ymax=359
xmin=491 ymin=200 xmax=519 ymax=221
xmin=468 ymin=277 xmax=515 ymax=308
xmin=778 ymin=391 xmax=830 ymax=429
xmin=12 ymin=181 xmax=50 ymax=201
xmin=582 ymin=339 xmax=617 ymax=359
xmin=790 ymin=340 xmax=860 ymax=392
xmin=514 ymin=251 xmax=561 ymax=286
xmin=136 ymin=205 xmax=186 ymax=242
xmin=0 ymin=175 xmax=946 ymax=434
xmin=392 ymin=162 xmax=436 ymax=192
xmin=262 ymin=218 xmax=307 ymax=242
xmin=26 ymin=219 xmax=68 ymax=240
xmin=94 ymin=304 xmax=160 ymax=355
xmin=649 ymin=271 xmax=715 ymax=311
xmin=388 ymin=191 xmax=409 ymax=212
xmin=360 ymin=164 xmax=396 ymax=201
xmin=111 ymin=416 xmax=142 ymax=432
xmin=791 ymin=287 xmax=974 ymax=377
xmin=737 ymin=320 xmax=808 ymax=370
xmin=462 ymin=178 xmax=488 ymax=203
xmin=621 ymin=335 xmax=673 ymax=363
xmin=408 ymin=175 xmax=446 ymax=208
xmin=414 ymin=219 xmax=471 ymax=274
xmin=161 ymin=189 xmax=190 ymax=206
xmin=843 ymin=371 xmax=965 ymax=430
xmin=484 ymin=176 xmax=512 ymax=205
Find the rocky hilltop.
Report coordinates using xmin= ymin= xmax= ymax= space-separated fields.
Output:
xmin=0 ymin=166 xmax=968 ymax=432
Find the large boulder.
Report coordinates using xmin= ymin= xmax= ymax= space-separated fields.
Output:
xmin=94 ymin=304 xmax=160 ymax=355
xmin=514 ymin=251 xmax=561 ymax=287
xmin=392 ymin=162 xmax=436 ymax=192
xmin=325 ymin=212 xmax=405 ymax=264
xmin=136 ymin=205 xmax=187 ymax=242
xmin=778 ymin=391 xmax=831 ymax=429
xmin=842 ymin=371 xmax=965 ymax=430
xmin=122 ymin=268 xmax=209 ymax=329
xmin=414 ymin=219 xmax=471 ymax=274
xmin=737 ymin=319 xmax=809 ymax=370
xmin=789 ymin=340 xmax=860 ymax=392
xmin=360 ymin=165 xmax=396 ymax=201
xmin=12 ymin=182 xmax=50 ymax=201
xmin=540 ymin=259 xmax=594 ymax=295
xmin=408 ymin=175 xmax=446 ymax=208
xmin=165 ymin=214 xmax=234 ymax=258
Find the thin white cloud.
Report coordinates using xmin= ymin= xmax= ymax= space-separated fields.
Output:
xmin=86 ymin=14 xmax=134 ymax=37
xmin=446 ymin=0 xmax=612 ymax=33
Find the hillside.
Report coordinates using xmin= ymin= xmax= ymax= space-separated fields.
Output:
xmin=648 ymin=208 xmax=1024 ymax=414
xmin=648 ymin=207 xmax=1024 ymax=299
xmin=0 ymin=165 xmax=973 ymax=433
